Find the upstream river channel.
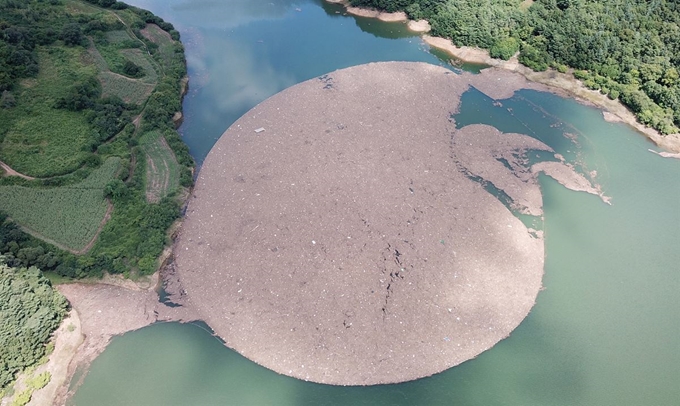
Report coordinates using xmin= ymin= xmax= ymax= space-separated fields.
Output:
xmin=69 ymin=1 xmax=680 ymax=405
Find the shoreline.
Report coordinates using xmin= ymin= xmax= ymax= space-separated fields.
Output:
xmin=326 ymin=0 xmax=431 ymax=32
xmin=324 ymin=0 xmax=680 ymax=154
xmin=423 ymin=35 xmax=680 ymax=153
xmin=26 ymin=2 xmax=679 ymax=403
xmin=19 ymin=269 xmax=198 ymax=406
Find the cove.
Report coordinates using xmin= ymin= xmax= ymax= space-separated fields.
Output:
xmin=69 ymin=1 xmax=680 ymax=405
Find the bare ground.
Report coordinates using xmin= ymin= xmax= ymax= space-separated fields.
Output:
xmin=174 ymin=62 xmax=598 ymax=385
xmin=43 ymin=271 xmax=197 ymax=406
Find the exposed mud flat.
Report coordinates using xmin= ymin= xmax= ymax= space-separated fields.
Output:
xmin=52 ymin=273 xmax=197 ymax=405
xmin=174 ymin=62 xmax=603 ymax=385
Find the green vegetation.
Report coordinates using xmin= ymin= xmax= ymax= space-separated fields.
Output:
xmin=140 ymin=131 xmax=180 ymax=203
xmin=0 ymin=158 xmax=120 ymax=252
xmin=0 ymin=0 xmax=193 ymax=278
xmin=0 ymin=262 xmax=68 ymax=391
xmin=98 ymin=71 xmax=154 ymax=105
xmin=350 ymin=0 xmax=680 ymax=135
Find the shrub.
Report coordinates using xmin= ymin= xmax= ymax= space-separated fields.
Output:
xmin=490 ymin=37 xmax=519 ymax=61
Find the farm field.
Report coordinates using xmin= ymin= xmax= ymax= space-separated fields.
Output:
xmin=140 ymin=131 xmax=180 ymax=202
xmin=0 ymin=157 xmax=121 ymax=252
xmin=0 ymin=46 xmax=97 ymax=177
xmin=99 ymin=71 xmax=155 ymax=105
xmin=0 ymin=109 xmax=92 ymax=178
xmin=105 ymin=30 xmax=133 ymax=44
xmin=120 ymin=49 xmax=159 ymax=84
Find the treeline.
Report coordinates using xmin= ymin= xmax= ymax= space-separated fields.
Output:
xmin=350 ymin=0 xmax=680 ymax=135
xmin=0 ymin=261 xmax=68 ymax=390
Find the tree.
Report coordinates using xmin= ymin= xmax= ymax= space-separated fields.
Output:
xmin=60 ymin=23 xmax=84 ymax=46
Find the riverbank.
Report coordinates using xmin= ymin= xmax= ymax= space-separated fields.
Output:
xmin=424 ymin=35 xmax=680 ymax=155
xmin=323 ymin=1 xmax=680 ymax=154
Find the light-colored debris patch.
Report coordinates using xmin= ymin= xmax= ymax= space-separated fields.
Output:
xmin=172 ymin=62 xmax=602 ymax=386
xmin=53 ymin=276 xmax=196 ymax=405
xmin=532 ymin=161 xmax=612 ymax=204
xmin=452 ymin=124 xmax=555 ymax=216
xmin=407 ymin=19 xmax=431 ymax=32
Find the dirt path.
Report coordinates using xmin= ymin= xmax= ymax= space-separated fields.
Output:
xmin=0 ymin=160 xmax=36 ymax=180
xmin=74 ymin=201 xmax=113 ymax=255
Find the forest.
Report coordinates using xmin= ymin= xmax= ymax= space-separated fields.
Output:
xmin=0 ymin=261 xmax=68 ymax=392
xmin=350 ymin=0 xmax=680 ymax=135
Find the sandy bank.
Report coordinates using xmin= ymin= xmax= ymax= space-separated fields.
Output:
xmin=174 ymin=62 xmax=601 ymax=386
xmin=407 ymin=19 xmax=431 ymax=32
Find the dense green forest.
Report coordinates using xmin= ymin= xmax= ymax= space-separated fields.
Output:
xmin=0 ymin=261 xmax=68 ymax=391
xmin=351 ymin=0 xmax=680 ymax=135
xmin=0 ymin=0 xmax=194 ymax=278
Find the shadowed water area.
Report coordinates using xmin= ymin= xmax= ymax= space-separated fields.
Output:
xmin=69 ymin=1 xmax=680 ymax=405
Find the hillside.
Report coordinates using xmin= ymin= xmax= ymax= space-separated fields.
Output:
xmin=0 ymin=0 xmax=194 ymax=279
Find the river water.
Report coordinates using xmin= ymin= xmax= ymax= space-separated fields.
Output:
xmin=69 ymin=1 xmax=680 ymax=405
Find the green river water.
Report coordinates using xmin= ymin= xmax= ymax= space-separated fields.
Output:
xmin=69 ymin=1 xmax=680 ymax=405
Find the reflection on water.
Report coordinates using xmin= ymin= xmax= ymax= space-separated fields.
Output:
xmin=70 ymin=1 xmax=680 ymax=405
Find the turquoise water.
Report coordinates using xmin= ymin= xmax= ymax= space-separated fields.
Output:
xmin=70 ymin=1 xmax=680 ymax=405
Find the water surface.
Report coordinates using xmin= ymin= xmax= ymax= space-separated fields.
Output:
xmin=70 ymin=1 xmax=680 ymax=405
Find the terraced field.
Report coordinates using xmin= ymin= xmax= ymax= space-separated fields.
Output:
xmin=139 ymin=132 xmax=180 ymax=203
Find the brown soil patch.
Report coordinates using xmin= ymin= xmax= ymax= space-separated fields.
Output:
xmin=174 ymin=62 xmax=598 ymax=385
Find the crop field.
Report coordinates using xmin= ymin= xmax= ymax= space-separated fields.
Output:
xmin=0 ymin=108 xmax=92 ymax=177
xmin=87 ymin=42 xmax=110 ymax=71
xmin=120 ymin=49 xmax=159 ymax=84
xmin=23 ymin=47 xmax=97 ymax=106
xmin=113 ymin=8 xmax=144 ymax=29
xmin=140 ymin=24 xmax=176 ymax=66
xmin=99 ymin=71 xmax=154 ymax=105
xmin=0 ymin=157 xmax=121 ymax=251
xmin=139 ymin=131 xmax=180 ymax=203
xmin=105 ymin=30 xmax=133 ymax=44
xmin=64 ymin=0 xmax=99 ymax=15
xmin=94 ymin=41 xmax=134 ymax=74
